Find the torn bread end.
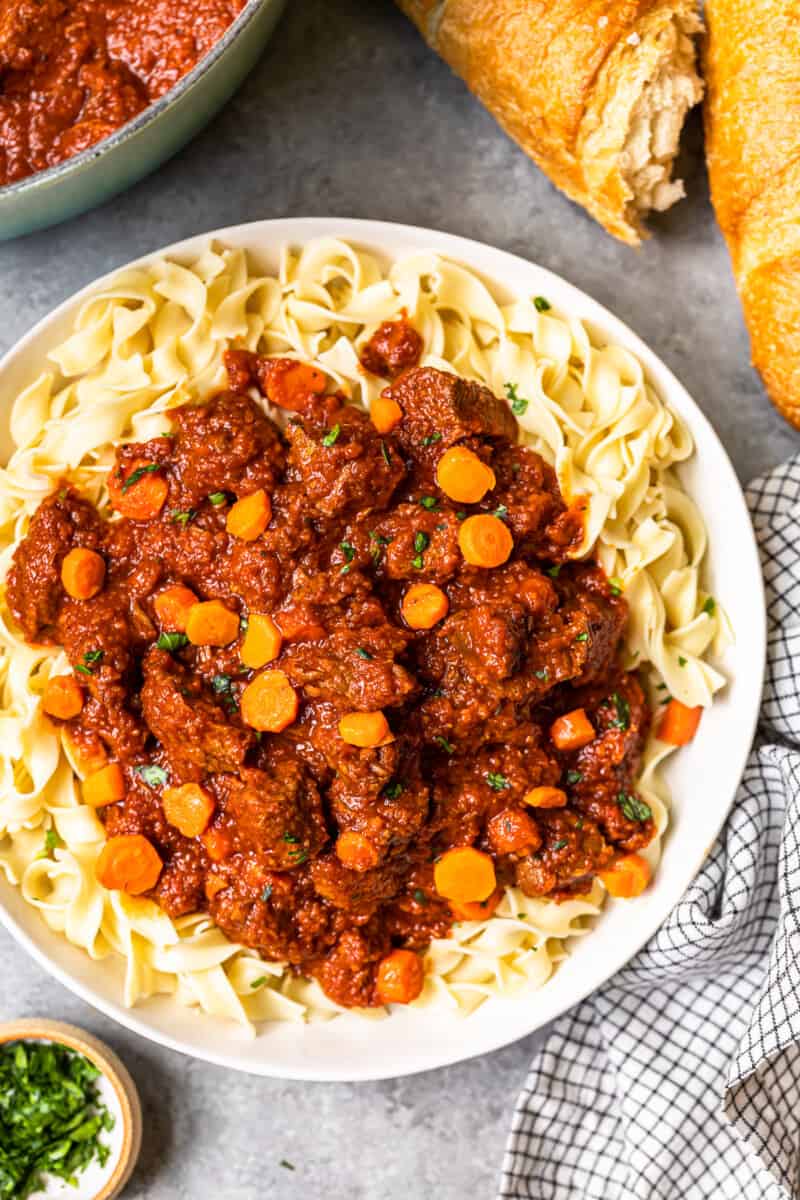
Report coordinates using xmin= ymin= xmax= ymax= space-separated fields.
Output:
xmin=622 ymin=16 xmax=704 ymax=219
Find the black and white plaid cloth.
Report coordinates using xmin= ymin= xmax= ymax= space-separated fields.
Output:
xmin=500 ymin=455 xmax=800 ymax=1200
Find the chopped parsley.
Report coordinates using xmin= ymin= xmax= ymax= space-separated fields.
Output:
xmin=0 ymin=1039 xmax=115 ymax=1200
xmin=355 ymin=647 xmax=373 ymax=660
xmin=412 ymin=530 xmax=429 ymax=570
xmin=575 ymin=632 xmax=589 ymax=643
xmin=421 ymin=432 xmax=443 ymax=447
xmin=289 ymin=849 xmax=309 ymax=865
xmin=208 ymin=492 xmax=227 ymax=507
xmin=369 ymin=531 xmax=392 ymax=565
xmin=380 ymin=440 xmax=392 ymax=467
xmin=566 ymin=770 xmax=583 ymax=786
xmin=678 ymin=656 xmax=688 ymax=667
xmin=418 ymin=495 xmax=439 ymax=511
xmin=435 ymin=735 xmax=455 ymax=755
xmin=121 ymin=462 xmax=160 ymax=493
xmin=171 ymin=508 xmax=196 ymax=527
xmin=552 ymin=839 xmax=568 ymax=851
xmin=156 ymin=631 xmax=188 ymax=653
xmin=42 ymin=828 xmax=63 ymax=857
xmin=282 ymin=833 xmax=299 ymax=844
xmin=135 ymin=763 xmax=168 ymax=789
xmin=487 ymin=772 xmax=509 ymax=791
xmin=261 ymin=884 xmax=273 ymax=902
xmin=605 ymin=691 xmax=630 ymax=731
xmin=609 ymin=577 xmax=623 ymax=596
xmin=492 ymin=504 xmax=509 ymax=520
xmin=280 ymin=1160 xmax=296 ymax=1172
xmin=413 ymin=888 xmax=427 ymax=906
xmin=547 ymin=564 xmax=561 ymax=578
xmin=75 ymin=648 xmax=103 ymax=676
xmin=339 ymin=541 xmax=356 ymax=574
xmin=504 ymin=382 xmax=529 ymax=416
xmin=618 ymin=793 xmax=652 ymax=823
xmin=702 ymin=596 xmax=716 ymax=616
xmin=534 ymin=295 xmax=552 ymax=312
xmin=240 ymin=615 xmax=249 ymax=633
xmin=250 ymin=976 xmax=267 ymax=989
xmin=534 ymin=669 xmax=549 ymax=681
xmin=211 ymin=675 xmax=238 ymax=711
xmin=383 ymin=780 xmax=405 ymax=800
xmin=321 ymin=423 xmax=341 ymax=447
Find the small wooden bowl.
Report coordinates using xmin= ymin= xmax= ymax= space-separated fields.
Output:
xmin=0 ymin=1019 xmax=142 ymax=1199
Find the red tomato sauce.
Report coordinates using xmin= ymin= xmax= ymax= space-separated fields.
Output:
xmin=0 ymin=0 xmax=247 ymax=187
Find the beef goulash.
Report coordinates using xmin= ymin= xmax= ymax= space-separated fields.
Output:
xmin=396 ymin=0 xmax=703 ymax=245
xmin=7 ymin=326 xmax=655 ymax=1009
xmin=0 ymin=0 xmax=246 ymax=186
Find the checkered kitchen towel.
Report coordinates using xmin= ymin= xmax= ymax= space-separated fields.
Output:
xmin=500 ymin=455 xmax=800 ymax=1200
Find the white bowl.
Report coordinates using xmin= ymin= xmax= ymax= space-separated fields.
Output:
xmin=0 ymin=218 xmax=766 ymax=1080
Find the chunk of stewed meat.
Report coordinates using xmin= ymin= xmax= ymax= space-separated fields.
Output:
xmin=370 ymin=504 xmax=462 ymax=584
xmin=7 ymin=488 xmax=105 ymax=640
xmin=515 ymin=810 xmax=613 ymax=897
xmin=285 ymin=406 xmax=405 ymax=517
xmin=384 ymin=367 xmax=518 ymax=466
xmin=314 ymin=928 xmax=390 ymax=1009
xmin=360 ymin=318 xmax=423 ymax=379
xmin=213 ymin=761 xmax=327 ymax=870
xmin=140 ymin=648 xmax=253 ymax=777
xmin=170 ymin=391 xmax=285 ymax=507
xmin=283 ymin=630 xmax=417 ymax=710
xmin=483 ymin=444 xmax=564 ymax=549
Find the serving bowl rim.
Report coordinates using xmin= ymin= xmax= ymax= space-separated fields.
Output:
xmin=0 ymin=216 xmax=766 ymax=1081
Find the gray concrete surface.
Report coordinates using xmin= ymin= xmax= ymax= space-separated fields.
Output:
xmin=0 ymin=2 xmax=797 ymax=1197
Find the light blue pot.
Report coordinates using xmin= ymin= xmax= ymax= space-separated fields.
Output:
xmin=0 ymin=0 xmax=286 ymax=242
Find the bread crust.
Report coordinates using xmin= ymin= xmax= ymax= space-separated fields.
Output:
xmin=705 ymin=0 xmax=800 ymax=427
xmin=396 ymin=0 xmax=702 ymax=244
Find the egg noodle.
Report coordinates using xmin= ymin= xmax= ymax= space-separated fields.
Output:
xmin=0 ymin=238 xmax=728 ymax=1031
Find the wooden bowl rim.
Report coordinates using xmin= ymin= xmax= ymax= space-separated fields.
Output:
xmin=0 ymin=1018 xmax=142 ymax=1200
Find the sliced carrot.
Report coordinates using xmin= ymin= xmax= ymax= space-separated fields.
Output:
xmin=433 ymin=846 xmax=496 ymax=903
xmin=262 ymin=360 xmax=327 ymax=411
xmin=241 ymin=613 xmax=283 ymax=669
xmin=458 ymin=514 xmax=513 ymax=568
xmin=162 ymin=783 xmax=215 ymax=838
xmin=241 ymin=669 xmax=299 ymax=732
xmin=657 ymin=699 xmax=703 ymax=746
xmin=450 ymin=889 xmax=502 ymax=922
xmin=487 ymin=808 xmax=541 ymax=855
xmin=401 ymin=583 xmax=449 ymax=630
xmin=203 ymin=828 xmax=232 ymax=863
xmin=335 ymin=831 xmax=380 ymax=872
xmin=42 ymin=675 xmax=84 ymax=720
xmin=226 ymin=489 xmax=272 ymax=541
xmin=598 ymin=853 xmax=651 ymax=899
xmin=370 ymin=395 xmax=403 ymax=434
xmin=436 ymin=446 xmax=496 ymax=503
xmin=82 ymin=763 xmax=126 ymax=808
xmin=375 ymin=949 xmax=424 ymax=1005
xmin=95 ymin=834 xmax=162 ymax=895
xmin=154 ymin=585 xmax=198 ymax=632
xmin=108 ymin=459 xmax=168 ymax=521
xmin=61 ymin=548 xmax=105 ymax=600
xmin=338 ymin=711 xmax=393 ymax=748
xmin=185 ymin=600 xmax=240 ymax=647
xmin=550 ymin=708 xmax=595 ymax=751
xmin=523 ymin=786 xmax=567 ymax=809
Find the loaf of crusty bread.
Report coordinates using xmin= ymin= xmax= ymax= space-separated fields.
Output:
xmin=705 ymin=0 xmax=800 ymax=429
xmin=395 ymin=1 xmax=703 ymax=245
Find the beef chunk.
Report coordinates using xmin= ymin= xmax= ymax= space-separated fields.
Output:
xmin=314 ymin=928 xmax=389 ymax=1008
xmin=214 ymin=758 xmax=327 ymax=870
xmin=285 ymin=405 xmax=405 ymax=517
xmin=7 ymin=488 xmax=104 ymax=640
xmin=171 ymin=391 xmax=285 ymax=507
xmin=360 ymin=318 xmax=423 ymax=379
xmin=383 ymin=367 xmax=518 ymax=466
xmin=283 ymin=630 xmax=417 ymax=710
xmin=369 ymin=503 xmax=462 ymax=584
xmin=140 ymin=648 xmax=252 ymax=777
xmin=515 ymin=810 xmax=612 ymax=897
xmin=484 ymin=444 xmax=564 ymax=549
